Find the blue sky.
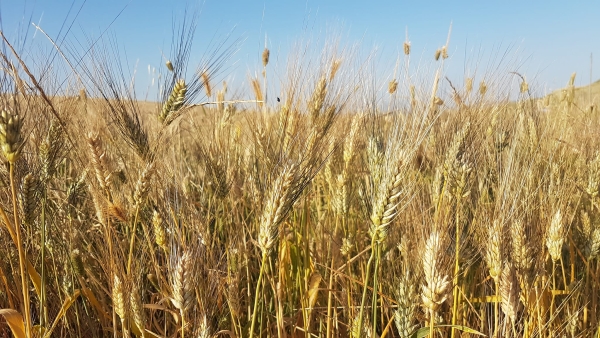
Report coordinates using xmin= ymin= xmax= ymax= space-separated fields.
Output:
xmin=1 ymin=0 xmax=599 ymax=101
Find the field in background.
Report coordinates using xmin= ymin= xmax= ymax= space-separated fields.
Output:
xmin=0 ymin=20 xmax=600 ymax=338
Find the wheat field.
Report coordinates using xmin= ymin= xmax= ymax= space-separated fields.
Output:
xmin=0 ymin=17 xmax=599 ymax=338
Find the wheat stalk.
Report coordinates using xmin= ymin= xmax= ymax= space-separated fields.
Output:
xmin=133 ymin=162 xmax=155 ymax=208
xmin=309 ymin=76 xmax=327 ymax=124
xmin=500 ymin=262 xmax=520 ymax=334
xmin=130 ymin=283 xmax=145 ymax=338
xmin=257 ymin=165 xmax=297 ymax=255
xmin=171 ymin=251 xmax=194 ymax=313
xmin=394 ymin=274 xmax=418 ymax=338
xmin=113 ymin=275 xmax=127 ymax=336
xmin=160 ymin=79 xmax=187 ymax=123
xmin=510 ymin=219 xmax=534 ymax=286
xmin=172 ymin=251 xmax=194 ymax=338
xmin=0 ymin=109 xmax=31 ymax=337
xmin=546 ymin=210 xmax=564 ymax=263
xmin=421 ymin=230 xmax=450 ymax=338
xmin=87 ymin=133 xmax=112 ymax=191
xmin=153 ymin=210 xmax=169 ymax=252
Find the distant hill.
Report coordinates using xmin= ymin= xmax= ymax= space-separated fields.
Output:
xmin=543 ymin=79 xmax=600 ymax=110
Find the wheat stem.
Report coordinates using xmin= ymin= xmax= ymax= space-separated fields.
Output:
xmin=494 ymin=280 xmax=499 ymax=338
xmin=357 ymin=236 xmax=376 ymax=337
xmin=559 ymin=255 xmax=568 ymax=291
xmin=372 ymin=243 xmax=382 ymax=335
xmin=249 ymin=252 xmax=267 ymax=338
xmin=40 ymin=191 xmax=48 ymax=328
xmin=126 ymin=206 xmax=141 ymax=274
xmin=326 ymin=217 xmax=339 ymax=338
xmin=429 ymin=311 xmax=435 ymax=338
xmin=10 ymin=163 xmax=31 ymax=337
xmin=450 ymin=200 xmax=461 ymax=338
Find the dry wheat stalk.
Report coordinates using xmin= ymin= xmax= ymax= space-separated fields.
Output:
xmin=441 ymin=122 xmax=471 ymax=201
xmin=196 ymin=314 xmax=211 ymax=338
xmin=171 ymin=251 xmax=194 ymax=314
xmin=329 ymin=58 xmax=342 ymax=81
xmin=91 ymin=190 xmax=107 ymax=226
xmin=113 ymin=275 xmax=126 ymax=321
xmin=394 ymin=273 xmax=418 ymax=337
xmin=586 ymin=153 xmax=600 ymax=198
xmin=520 ymin=78 xmax=529 ymax=93
xmin=70 ymin=249 xmax=85 ymax=277
xmin=39 ymin=119 xmax=63 ymax=181
xmin=153 ymin=210 xmax=169 ymax=252
xmin=107 ymin=201 xmax=129 ymax=223
xmin=226 ymin=248 xmax=241 ymax=320
xmin=409 ymin=85 xmax=417 ymax=110
xmin=343 ymin=114 xmax=362 ymax=170
xmin=588 ymin=229 xmax=600 ymax=260
xmin=566 ymin=308 xmax=580 ymax=338
xmin=546 ymin=210 xmax=564 ymax=263
xmin=282 ymin=106 xmax=297 ymax=152
xmin=130 ymin=283 xmax=146 ymax=338
xmin=525 ymin=113 xmax=538 ymax=151
xmin=257 ymin=165 xmax=297 ymax=254
xmin=564 ymin=73 xmax=576 ymax=108
xmin=20 ymin=173 xmax=38 ymax=225
xmin=250 ymin=77 xmax=264 ymax=108
xmin=370 ymin=167 xmax=404 ymax=243
xmin=366 ymin=137 xmax=384 ymax=197
xmin=340 ymin=237 xmax=353 ymax=257
xmin=333 ymin=174 xmax=349 ymax=216
xmin=350 ymin=313 xmax=374 ymax=338
xmin=581 ymin=210 xmax=592 ymax=242
xmin=133 ymin=162 xmax=155 ymax=207
xmin=479 ymin=81 xmax=488 ymax=96
xmin=465 ymin=78 xmax=473 ymax=95
xmin=67 ymin=170 xmax=87 ymax=209
xmin=262 ymin=48 xmax=270 ymax=67
xmin=388 ymin=80 xmax=398 ymax=94
xmin=485 ymin=220 xmax=503 ymax=281
xmin=581 ymin=211 xmax=600 ymax=260
xmin=309 ymin=76 xmax=327 ymax=123
xmin=421 ymin=230 xmax=450 ymax=319
xmin=500 ymin=262 xmax=520 ymax=325
xmin=510 ymin=219 xmax=533 ymax=278
xmin=0 ymin=109 xmax=24 ymax=163
xmin=201 ymin=71 xmax=212 ymax=98
xmin=88 ymin=133 xmax=112 ymax=191
xmin=217 ymin=81 xmax=227 ymax=113
xmin=160 ymin=79 xmax=187 ymax=123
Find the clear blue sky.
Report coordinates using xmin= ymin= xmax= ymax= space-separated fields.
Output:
xmin=1 ymin=0 xmax=599 ymax=100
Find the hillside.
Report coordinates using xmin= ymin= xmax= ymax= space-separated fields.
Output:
xmin=544 ymin=78 xmax=600 ymax=111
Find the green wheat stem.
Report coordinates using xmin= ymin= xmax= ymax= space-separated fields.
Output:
xmin=357 ymin=236 xmax=376 ymax=337
xmin=372 ymin=242 xmax=382 ymax=335
xmin=249 ymin=252 xmax=267 ymax=338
